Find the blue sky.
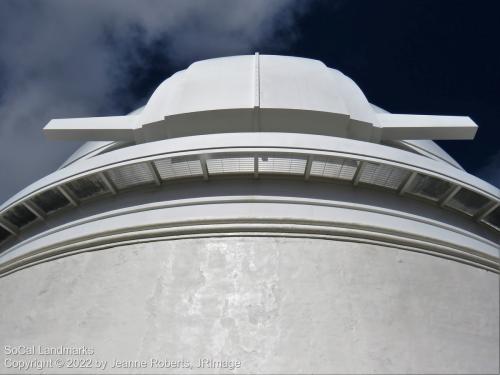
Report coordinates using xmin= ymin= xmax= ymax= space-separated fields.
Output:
xmin=0 ymin=0 xmax=498 ymax=202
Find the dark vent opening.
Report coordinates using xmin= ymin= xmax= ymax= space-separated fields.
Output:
xmin=408 ymin=174 xmax=452 ymax=201
xmin=31 ymin=189 xmax=70 ymax=214
xmin=484 ymin=207 xmax=500 ymax=230
xmin=4 ymin=205 xmax=37 ymax=228
xmin=66 ymin=175 xmax=109 ymax=200
xmin=0 ymin=225 xmax=10 ymax=244
xmin=447 ymin=189 xmax=490 ymax=215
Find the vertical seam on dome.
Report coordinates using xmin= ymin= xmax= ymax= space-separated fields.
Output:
xmin=254 ymin=52 xmax=260 ymax=108
xmin=253 ymin=52 xmax=261 ymax=132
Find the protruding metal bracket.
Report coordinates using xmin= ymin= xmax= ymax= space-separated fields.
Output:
xmin=98 ymin=172 xmax=117 ymax=194
xmin=57 ymin=185 xmax=78 ymax=207
xmin=23 ymin=201 xmax=46 ymax=220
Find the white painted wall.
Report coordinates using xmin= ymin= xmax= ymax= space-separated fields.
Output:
xmin=1 ymin=237 xmax=498 ymax=374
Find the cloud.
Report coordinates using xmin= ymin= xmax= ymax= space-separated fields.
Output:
xmin=0 ymin=0 xmax=306 ymax=202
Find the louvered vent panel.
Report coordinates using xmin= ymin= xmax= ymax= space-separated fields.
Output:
xmin=3 ymin=205 xmax=36 ymax=228
xmin=66 ymin=174 xmax=109 ymax=200
xmin=258 ymin=156 xmax=307 ymax=175
xmin=310 ymin=157 xmax=358 ymax=180
xmin=407 ymin=173 xmax=453 ymax=201
xmin=483 ymin=206 xmax=500 ymax=230
xmin=359 ymin=162 xmax=410 ymax=190
xmin=154 ymin=157 xmax=203 ymax=180
xmin=445 ymin=188 xmax=490 ymax=216
xmin=207 ymin=156 xmax=254 ymax=175
xmin=106 ymin=163 xmax=155 ymax=189
xmin=31 ymin=189 xmax=70 ymax=214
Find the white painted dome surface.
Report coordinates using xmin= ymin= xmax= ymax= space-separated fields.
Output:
xmin=141 ymin=55 xmax=376 ymax=125
xmin=59 ymin=55 xmax=468 ymax=168
xmin=0 ymin=54 xmax=498 ymax=375
xmin=45 ymin=54 xmax=478 ymax=146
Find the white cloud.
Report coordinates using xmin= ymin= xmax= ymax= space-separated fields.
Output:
xmin=0 ymin=0 xmax=306 ymax=201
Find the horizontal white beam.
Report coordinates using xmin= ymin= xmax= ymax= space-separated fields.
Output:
xmin=44 ymin=111 xmax=479 ymax=143
xmin=44 ymin=116 xmax=138 ymax=141
xmin=377 ymin=114 xmax=478 ymax=140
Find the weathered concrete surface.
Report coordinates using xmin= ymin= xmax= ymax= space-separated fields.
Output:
xmin=1 ymin=237 xmax=498 ymax=374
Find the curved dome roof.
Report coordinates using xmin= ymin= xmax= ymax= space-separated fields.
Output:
xmin=140 ymin=54 xmax=377 ymax=129
xmin=46 ymin=54 xmax=476 ymax=169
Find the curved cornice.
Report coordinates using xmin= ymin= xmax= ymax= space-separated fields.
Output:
xmin=2 ymin=133 xmax=499 ymax=210
xmin=0 ymin=196 xmax=498 ymax=276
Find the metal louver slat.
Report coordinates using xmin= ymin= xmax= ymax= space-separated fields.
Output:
xmin=66 ymin=174 xmax=109 ymax=200
xmin=358 ymin=162 xmax=410 ymax=190
xmin=310 ymin=156 xmax=358 ymax=180
xmin=206 ymin=156 xmax=254 ymax=175
xmin=31 ymin=189 xmax=70 ymax=214
xmin=3 ymin=205 xmax=37 ymax=228
xmin=407 ymin=173 xmax=453 ymax=201
xmin=153 ymin=157 xmax=203 ymax=180
xmin=445 ymin=188 xmax=491 ymax=216
xmin=258 ymin=156 xmax=307 ymax=175
xmin=106 ymin=162 xmax=156 ymax=189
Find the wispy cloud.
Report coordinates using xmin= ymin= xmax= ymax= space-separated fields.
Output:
xmin=0 ymin=0 xmax=306 ymax=201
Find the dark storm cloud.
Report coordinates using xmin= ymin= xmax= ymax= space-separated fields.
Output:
xmin=0 ymin=0 xmax=306 ymax=201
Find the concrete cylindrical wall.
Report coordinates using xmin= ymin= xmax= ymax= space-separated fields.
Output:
xmin=1 ymin=236 xmax=498 ymax=374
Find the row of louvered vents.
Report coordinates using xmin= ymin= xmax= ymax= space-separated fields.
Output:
xmin=0 ymin=154 xmax=498 ymax=247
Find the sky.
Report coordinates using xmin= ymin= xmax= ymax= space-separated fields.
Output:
xmin=0 ymin=0 xmax=499 ymax=202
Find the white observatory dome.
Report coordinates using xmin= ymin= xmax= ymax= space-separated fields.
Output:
xmin=139 ymin=55 xmax=377 ymax=139
xmin=0 ymin=55 xmax=498 ymax=374
xmin=60 ymin=54 xmax=468 ymax=169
